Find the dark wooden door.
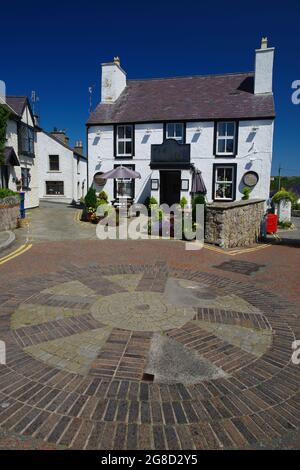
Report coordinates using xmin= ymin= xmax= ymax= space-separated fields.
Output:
xmin=160 ymin=170 xmax=181 ymax=206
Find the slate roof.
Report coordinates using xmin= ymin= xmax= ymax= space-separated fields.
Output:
xmin=87 ymin=72 xmax=275 ymax=125
xmin=6 ymin=96 xmax=27 ymax=116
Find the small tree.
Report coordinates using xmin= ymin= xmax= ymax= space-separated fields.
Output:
xmin=272 ymin=189 xmax=296 ymax=205
xmin=84 ymin=186 xmax=97 ymax=209
xmin=0 ymin=106 xmax=10 ymax=164
xmin=179 ymin=196 xmax=188 ymax=208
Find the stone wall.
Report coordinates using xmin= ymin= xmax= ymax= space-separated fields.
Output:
xmin=0 ymin=196 xmax=20 ymax=231
xmin=205 ymin=199 xmax=265 ymax=249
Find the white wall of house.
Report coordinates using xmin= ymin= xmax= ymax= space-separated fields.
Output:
xmin=88 ymin=118 xmax=274 ymax=205
xmin=5 ymin=106 xmax=39 ymax=209
xmin=37 ymin=131 xmax=87 ymax=203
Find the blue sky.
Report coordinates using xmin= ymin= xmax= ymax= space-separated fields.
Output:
xmin=1 ymin=0 xmax=299 ymax=176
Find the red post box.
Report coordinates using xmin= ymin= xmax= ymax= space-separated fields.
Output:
xmin=266 ymin=213 xmax=278 ymax=234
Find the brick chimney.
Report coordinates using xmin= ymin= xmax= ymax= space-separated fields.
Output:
xmin=254 ymin=37 xmax=275 ymax=94
xmin=50 ymin=128 xmax=69 ymax=145
xmin=101 ymin=56 xmax=126 ymax=103
xmin=74 ymin=140 xmax=84 ymax=156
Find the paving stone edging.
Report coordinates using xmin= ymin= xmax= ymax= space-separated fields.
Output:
xmin=0 ymin=262 xmax=299 ymax=450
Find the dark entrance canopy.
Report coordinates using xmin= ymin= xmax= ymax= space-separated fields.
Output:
xmin=191 ymin=168 xmax=207 ymax=194
xmin=100 ymin=165 xmax=141 ymax=179
xmin=2 ymin=147 xmax=20 ymax=166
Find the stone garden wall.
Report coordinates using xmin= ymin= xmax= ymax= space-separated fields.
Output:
xmin=205 ymin=199 xmax=265 ymax=249
xmin=0 ymin=196 xmax=20 ymax=231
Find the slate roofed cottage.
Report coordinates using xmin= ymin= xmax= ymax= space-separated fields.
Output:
xmin=87 ymin=38 xmax=275 ymax=208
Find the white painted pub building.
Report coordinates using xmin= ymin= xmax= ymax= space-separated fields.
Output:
xmin=87 ymin=38 xmax=275 ymax=207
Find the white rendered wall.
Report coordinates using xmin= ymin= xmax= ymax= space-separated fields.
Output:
xmin=254 ymin=48 xmax=275 ymax=94
xmin=5 ymin=116 xmax=39 ymax=209
xmin=37 ymin=131 xmax=75 ymax=203
xmin=101 ymin=63 xmax=126 ymax=103
xmin=88 ymin=119 xmax=274 ymax=205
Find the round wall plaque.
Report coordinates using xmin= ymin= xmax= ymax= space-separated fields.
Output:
xmin=243 ymin=171 xmax=259 ymax=188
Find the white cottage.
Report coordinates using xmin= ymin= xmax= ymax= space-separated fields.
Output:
xmin=37 ymin=129 xmax=87 ymax=204
xmin=87 ymin=38 xmax=275 ymax=207
xmin=1 ymin=96 xmax=39 ymax=209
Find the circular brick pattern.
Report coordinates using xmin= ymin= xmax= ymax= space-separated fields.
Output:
xmin=90 ymin=289 xmax=197 ymax=331
xmin=0 ymin=263 xmax=299 ymax=450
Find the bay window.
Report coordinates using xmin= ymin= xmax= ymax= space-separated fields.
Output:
xmin=18 ymin=124 xmax=35 ymax=156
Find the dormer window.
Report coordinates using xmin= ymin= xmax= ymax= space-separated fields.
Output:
xmin=165 ymin=123 xmax=185 ymax=143
xmin=215 ymin=121 xmax=237 ymax=156
xmin=115 ymin=124 xmax=134 ymax=157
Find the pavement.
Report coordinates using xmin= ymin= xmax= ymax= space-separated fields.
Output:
xmin=0 ymin=231 xmax=15 ymax=251
xmin=0 ymin=202 xmax=299 ymax=450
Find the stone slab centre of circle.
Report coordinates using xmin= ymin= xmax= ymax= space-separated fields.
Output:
xmin=90 ymin=291 xmax=196 ymax=332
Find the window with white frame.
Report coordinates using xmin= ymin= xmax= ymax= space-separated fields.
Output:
xmin=21 ymin=168 xmax=31 ymax=190
xmin=114 ymin=164 xmax=134 ymax=199
xmin=116 ymin=179 xmax=133 ymax=198
xmin=214 ymin=166 xmax=235 ymax=200
xmin=116 ymin=125 xmax=134 ymax=157
xmin=166 ymin=123 xmax=184 ymax=143
xmin=216 ymin=122 xmax=237 ymax=155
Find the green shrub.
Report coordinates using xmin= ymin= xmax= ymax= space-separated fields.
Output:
xmin=84 ymin=187 xmax=97 ymax=209
xmin=97 ymin=199 xmax=108 ymax=206
xmin=147 ymin=196 xmax=158 ymax=208
xmin=0 ymin=188 xmax=19 ymax=199
xmin=293 ymin=202 xmax=300 ymax=210
xmin=272 ymin=190 xmax=295 ymax=204
xmin=179 ymin=197 xmax=188 ymax=208
xmin=98 ymin=191 xmax=108 ymax=202
xmin=242 ymin=187 xmax=251 ymax=200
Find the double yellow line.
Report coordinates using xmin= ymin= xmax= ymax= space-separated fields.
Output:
xmin=0 ymin=244 xmax=33 ymax=265
xmin=204 ymin=243 xmax=271 ymax=257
